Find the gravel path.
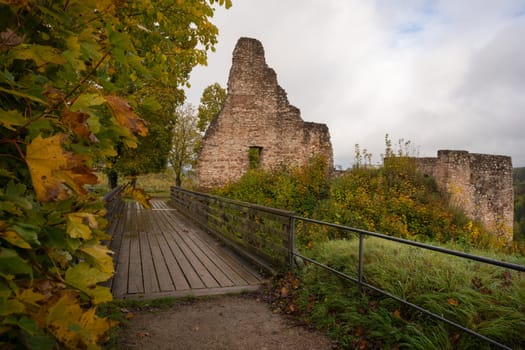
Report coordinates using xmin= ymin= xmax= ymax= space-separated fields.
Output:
xmin=117 ymin=294 xmax=336 ymax=350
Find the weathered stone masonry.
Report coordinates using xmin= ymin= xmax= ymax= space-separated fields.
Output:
xmin=197 ymin=37 xmax=333 ymax=188
xmin=416 ymin=150 xmax=514 ymax=241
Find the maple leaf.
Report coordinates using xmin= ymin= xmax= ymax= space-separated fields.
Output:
xmin=79 ymin=243 xmax=114 ymax=274
xmin=45 ymin=291 xmax=115 ymax=348
xmin=61 ymin=110 xmax=89 ymax=137
xmin=105 ymin=95 xmax=148 ymax=137
xmin=0 ymin=109 xmax=26 ymax=130
xmin=65 ymin=262 xmax=112 ymax=304
xmin=0 ymin=298 xmax=25 ymax=316
xmin=79 ymin=307 xmax=117 ymax=342
xmin=123 ymin=186 xmax=151 ymax=209
xmin=26 ymin=134 xmax=98 ymax=202
xmin=17 ymin=288 xmax=47 ymax=307
xmin=66 ymin=213 xmax=97 ymax=240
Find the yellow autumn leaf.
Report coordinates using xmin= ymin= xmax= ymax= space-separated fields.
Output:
xmin=0 ymin=298 xmax=25 ymax=316
xmin=79 ymin=307 xmax=117 ymax=343
xmin=123 ymin=186 xmax=151 ymax=209
xmin=66 ymin=213 xmax=98 ymax=240
xmin=17 ymin=288 xmax=46 ymax=307
xmin=66 ymin=214 xmax=92 ymax=240
xmin=79 ymin=243 xmax=114 ymax=274
xmin=26 ymin=134 xmax=98 ymax=202
xmin=447 ymin=298 xmax=459 ymax=306
xmin=45 ymin=291 xmax=114 ymax=349
xmin=105 ymin=95 xmax=148 ymax=137
xmin=45 ymin=292 xmax=83 ymax=347
xmin=0 ymin=230 xmax=31 ymax=249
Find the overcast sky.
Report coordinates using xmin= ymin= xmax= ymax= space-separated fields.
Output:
xmin=186 ymin=0 xmax=525 ymax=168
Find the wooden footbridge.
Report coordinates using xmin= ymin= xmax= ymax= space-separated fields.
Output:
xmin=106 ymin=197 xmax=265 ymax=300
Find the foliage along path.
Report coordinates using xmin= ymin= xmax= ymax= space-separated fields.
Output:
xmin=0 ymin=1 xmax=231 ymax=348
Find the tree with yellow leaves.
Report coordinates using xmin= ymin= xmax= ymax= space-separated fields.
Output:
xmin=0 ymin=0 xmax=230 ymax=348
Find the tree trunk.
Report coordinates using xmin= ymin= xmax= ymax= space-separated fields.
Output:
xmin=108 ymin=170 xmax=118 ymax=189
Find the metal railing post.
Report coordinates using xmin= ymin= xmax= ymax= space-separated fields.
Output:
xmin=290 ymin=216 xmax=296 ymax=273
xmin=358 ymin=232 xmax=364 ymax=296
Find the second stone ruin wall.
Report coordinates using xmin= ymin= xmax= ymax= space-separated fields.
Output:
xmin=416 ymin=150 xmax=514 ymax=242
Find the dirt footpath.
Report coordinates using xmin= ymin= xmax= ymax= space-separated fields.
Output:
xmin=117 ymin=294 xmax=336 ymax=350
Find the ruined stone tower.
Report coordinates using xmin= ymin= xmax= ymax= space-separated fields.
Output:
xmin=416 ymin=150 xmax=514 ymax=242
xmin=197 ymin=37 xmax=333 ymax=188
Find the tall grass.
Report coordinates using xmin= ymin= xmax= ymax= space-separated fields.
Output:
xmin=134 ymin=170 xmax=176 ymax=196
xmin=294 ymin=238 xmax=525 ymax=349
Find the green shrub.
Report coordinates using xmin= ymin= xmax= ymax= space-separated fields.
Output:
xmin=214 ymin=156 xmax=330 ymax=217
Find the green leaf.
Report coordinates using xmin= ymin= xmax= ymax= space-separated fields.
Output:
xmin=0 ymin=298 xmax=25 ymax=316
xmin=4 ymin=181 xmax=32 ymax=210
xmin=65 ymin=262 xmax=112 ymax=287
xmin=0 ymin=69 xmax=16 ymax=85
xmin=65 ymin=262 xmax=112 ymax=304
xmin=0 ymin=86 xmax=47 ymax=105
xmin=26 ymin=118 xmax=54 ymax=140
xmin=0 ymin=201 xmax=21 ymax=216
xmin=71 ymin=93 xmax=106 ymax=114
xmin=24 ymin=333 xmax=57 ymax=350
xmin=3 ymin=315 xmax=43 ymax=336
xmin=11 ymin=223 xmax=40 ymax=246
xmin=0 ymin=248 xmax=32 ymax=277
xmin=0 ymin=279 xmax=12 ymax=299
xmin=62 ymin=36 xmax=85 ymax=72
xmin=0 ymin=109 xmax=26 ymax=130
xmin=108 ymin=27 xmax=134 ymax=53
xmin=0 ymin=168 xmax=16 ymax=180
xmin=8 ymin=44 xmax=66 ymax=67
xmin=42 ymin=227 xmax=82 ymax=252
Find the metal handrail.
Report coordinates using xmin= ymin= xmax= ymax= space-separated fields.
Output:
xmin=291 ymin=215 xmax=524 ymax=350
xmin=294 ymin=216 xmax=525 ymax=272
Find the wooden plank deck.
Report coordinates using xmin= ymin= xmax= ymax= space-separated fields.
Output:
xmin=108 ymin=199 xmax=264 ymax=300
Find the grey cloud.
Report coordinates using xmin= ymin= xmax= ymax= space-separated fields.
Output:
xmin=187 ymin=1 xmax=525 ymax=167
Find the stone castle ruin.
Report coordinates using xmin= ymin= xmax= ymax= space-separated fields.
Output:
xmin=195 ymin=36 xmax=513 ymax=241
xmin=415 ymin=150 xmax=514 ymax=242
xmin=196 ymin=37 xmax=333 ymax=188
